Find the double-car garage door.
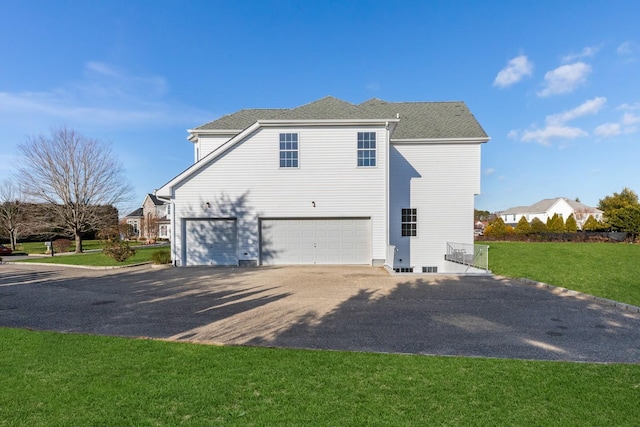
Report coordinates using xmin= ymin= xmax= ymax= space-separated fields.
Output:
xmin=261 ymin=218 xmax=371 ymax=265
xmin=185 ymin=218 xmax=371 ymax=266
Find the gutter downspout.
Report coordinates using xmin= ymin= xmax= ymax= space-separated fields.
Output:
xmin=154 ymin=191 xmax=177 ymax=266
xmin=385 ymin=121 xmax=390 ymax=267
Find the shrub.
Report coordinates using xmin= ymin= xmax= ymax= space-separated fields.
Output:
xmin=565 ymin=214 xmax=578 ymax=233
xmin=151 ymin=249 xmax=171 ymax=265
xmin=484 ymin=217 xmax=508 ymax=238
xmin=53 ymin=238 xmax=73 ymax=253
xmin=103 ymin=239 xmax=136 ymax=262
xmin=530 ymin=218 xmax=548 ymax=234
xmin=514 ymin=216 xmax=531 ymax=235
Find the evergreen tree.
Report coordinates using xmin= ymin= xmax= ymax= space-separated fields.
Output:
xmin=530 ymin=217 xmax=548 ymax=234
xmin=582 ymin=215 xmax=604 ymax=231
xmin=485 ymin=217 xmax=508 ymax=238
xmin=514 ymin=216 xmax=531 ymax=235
xmin=565 ymin=214 xmax=578 ymax=233
xmin=548 ymin=213 xmax=565 ymax=233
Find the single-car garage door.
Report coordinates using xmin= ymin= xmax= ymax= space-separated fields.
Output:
xmin=184 ymin=219 xmax=237 ymax=266
xmin=260 ymin=218 xmax=371 ymax=265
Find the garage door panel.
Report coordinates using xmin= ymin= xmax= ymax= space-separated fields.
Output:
xmin=185 ymin=219 xmax=237 ymax=266
xmin=261 ymin=218 xmax=370 ymax=265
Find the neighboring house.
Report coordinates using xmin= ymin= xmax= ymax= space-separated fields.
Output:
xmin=156 ymin=96 xmax=489 ymax=272
xmin=124 ymin=194 xmax=171 ymax=240
xmin=142 ymin=194 xmax=171 ymax=240
xmin=501 ymin=197 xmax=603 ymax=229
xmin=123 ymin=207 xmax=143 ymax=238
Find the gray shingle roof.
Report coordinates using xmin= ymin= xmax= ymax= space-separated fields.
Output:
xmin=195 ymin=108 xmax=286 ymax=130
xmin=359 ymin=98 xmax=488 ymax=140
xmin=503 ymin=198 xmax=602 ymax=215
xmin=125 ymin=207 xmax=143 ymax=218
xmin=193 ymin=96 xmax=488 ymax=140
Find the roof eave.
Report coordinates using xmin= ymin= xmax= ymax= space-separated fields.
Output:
xmin=391 ymin=137 xmax=490 ymax=144
xmin=187 ymin=128 xmax=243 ymax=142
xmin=157 ymin=122 xmax=262 ymax=198
xmin=257 ymin=119 xmax=400 ymax=126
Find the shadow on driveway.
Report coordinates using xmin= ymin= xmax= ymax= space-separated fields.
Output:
xmin=1 ymin=264 xmax=639 ymax=363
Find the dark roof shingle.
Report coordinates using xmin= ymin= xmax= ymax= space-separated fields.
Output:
xmin=193 ymin=96 xmax=488 ymax=140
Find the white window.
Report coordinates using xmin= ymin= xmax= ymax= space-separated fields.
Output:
xmin=279 ymin=133 xmax=299 ymax=168
xmin=357 ymin=132 xmax=376 ymax=167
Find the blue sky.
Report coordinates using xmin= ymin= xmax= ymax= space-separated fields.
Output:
xmin=1 ymin=0 xmax=639 ymax=214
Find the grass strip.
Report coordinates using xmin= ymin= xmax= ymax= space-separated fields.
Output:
xmin=1 ymin=328 xmax=639 ymax=426
xmin=487 ymin=242 xmax=640 ymax=307
xmin=15 ymin=246 xmax=158 ymax=267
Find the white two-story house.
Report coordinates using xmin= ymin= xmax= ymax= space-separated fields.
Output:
xmin=501 ymin=197 xmax=603 ymax=230
xmin=156 ymin=96 xmax=489 ymax=272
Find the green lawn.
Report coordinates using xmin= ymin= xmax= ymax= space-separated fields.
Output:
xmin=16 ymin=246 xmax=158 ymax=266
xmin=487 ymin=242 xmax=640 ymax=307
xmin=15 ymin=239 xmax=106 ymax=254
xmin=1 ymin=328 xmax=639 ymax=426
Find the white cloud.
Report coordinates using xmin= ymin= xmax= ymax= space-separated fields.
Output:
xmin=594 ymin=123 xmax=621 ymax=137
xmin=483 ymin=168 xmax=495 ymax=175
xmin=0 ymin=62 xmax=209 ymax=131
xmin=514 ymin=98 xmax=607 ymax=145
xmin=546 ymin=97 xmax=606 ymax=125
xmin=562 ymin=45 xmax=600 ymax=63
xmin=493 ymin=55 xmax=533 ymax=88
xmin=622 ymin=112 xmax=640 ymax=125
xmin=617 ymin=102 xmax=640 ymax=111
xmin=617 ymin=41 xmax=639 ymax=56
xmin=538 ymin=62 xmax=591 ymax=97
xmin=521 ymin=125 xmax=588 ymax=146
xmin=507 ymin=129 xmax=519 ymax=140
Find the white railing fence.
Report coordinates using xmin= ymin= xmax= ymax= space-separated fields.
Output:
xmin=445 ymin=242 xmax=489 ymax=273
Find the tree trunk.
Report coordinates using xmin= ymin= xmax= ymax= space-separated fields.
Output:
xmin=75 ymin=229 xmax=83 ymax=253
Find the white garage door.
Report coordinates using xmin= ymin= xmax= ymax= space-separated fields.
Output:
xmin=184 ymin=219 xmax=237 ymax=266
xmin=261 ymin=218 xmax=371 ymax=265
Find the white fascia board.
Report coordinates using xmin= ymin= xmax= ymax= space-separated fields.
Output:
xmin=156 ymin=122 xmax=262 ymax=198
xmin=187 ymin=128 xmax=242 ymax=142
xmin=391 ymin=136 xmax=490 ymax=144
xmin=258 ymin=119 xmax=400 ymax=127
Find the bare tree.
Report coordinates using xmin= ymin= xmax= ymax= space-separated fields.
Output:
xmin=0 ymin=179 xmax=27 ymax=250
xmin=17 ymin=126 xmax=132 ymax=253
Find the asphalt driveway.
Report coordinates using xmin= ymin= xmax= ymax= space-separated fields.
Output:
xmin=1 ymin=263 xmax=639 ymax=363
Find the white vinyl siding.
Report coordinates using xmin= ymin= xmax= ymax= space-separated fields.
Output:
xmin=195 ymin=134 xmax=237 ymax=161
xmin=171 ymin=126 xmax=387 ymax=266
xmin=389 ymin=143 xmax=480 ymax=271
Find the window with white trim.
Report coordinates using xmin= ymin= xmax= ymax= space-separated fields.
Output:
xmin=401 ymin=208 xmax=417 ymax=236
xmin=357 ymin=132 xmax=376 ymax=167
xmin=279 ymin=133 xmax=299 ymax=168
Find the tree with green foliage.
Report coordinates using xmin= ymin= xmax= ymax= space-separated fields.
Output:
xmin=605 ymin=205 xmax=640 ymax=241
xmin=530 ymin=217 xmax=548 ymax=234
xmin=474 ymin=209 xmax=491 ymax=222
xmin=514 ymin=216 xmax=531 ymax=235
xmin=547 ymin=213 xmax=565 ymax=233
xmin=582 ymin=215 xmax=605 ymax=231
xmin=484 ymin=217 xmax=508 ymax=238
xmin=565 ymin=214 xmax=578 ymax=233
xmin=598 ymin=188 xmax=640 ymax=238
xmin=598 ymin=187 xmax=638 ymax=212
